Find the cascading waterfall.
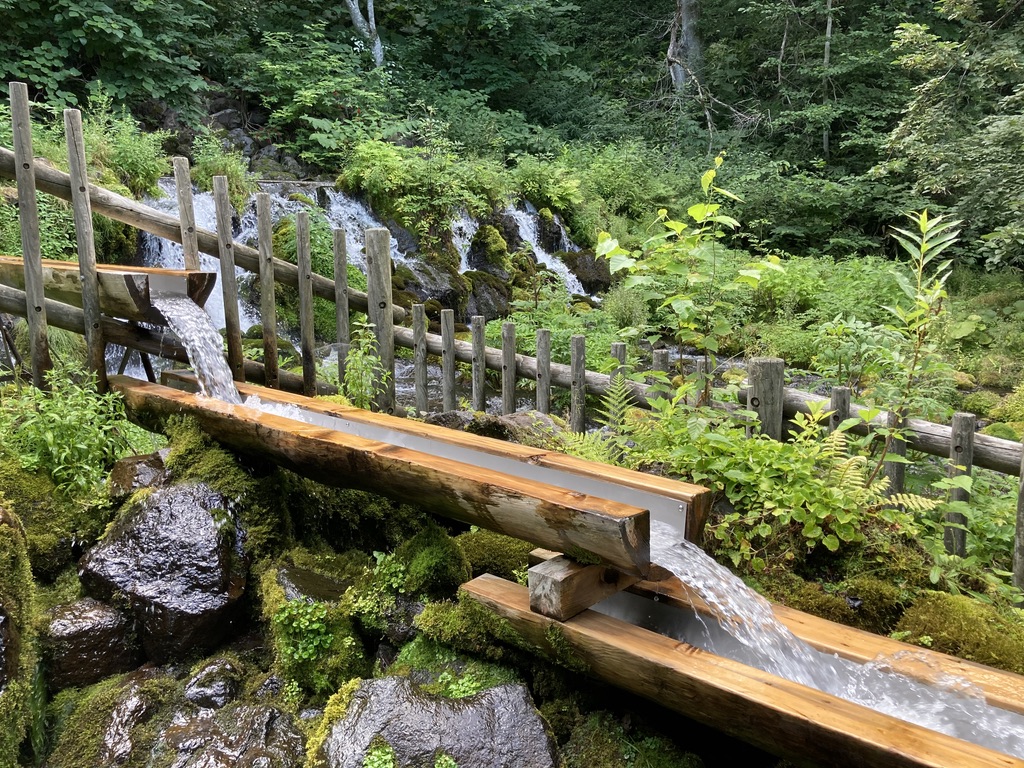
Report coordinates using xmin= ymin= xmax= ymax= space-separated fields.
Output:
xmin=451 ymin=209 xmax=479 ymax=273
xmin=323 ymin=188 xmax=409 ymax=270
xmin=504 ymin=201 xmax=585 ymax=296
xmin=598 ymin=520 xmax=1024 ymax=758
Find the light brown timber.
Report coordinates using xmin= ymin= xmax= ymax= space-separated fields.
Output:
xmin=110 ymin=376 xmax=651 ymax=575
xmin=463 ymin=574 xmax=1024 ymax=768
xmin=295 ymin=210 xmax=316 ymax=396
xmin=256 ymin=194 xmax=279 ymax=389
xmin=212 ymin=176 xmax=243 ymax=381
xmin=0 ymin=147 xmax=402 ymax=323
xmin=365 ymin=227 xmax=395 ymax=414
xmin=528 ymin=555 xmax=640 ymax=621
xmin=172 ymin=157 xmax=199 ymax=270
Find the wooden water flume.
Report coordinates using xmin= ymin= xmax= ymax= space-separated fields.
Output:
xmin=112 ymin=373 xmax=1024 ymax=767
xmin=0 ymin=256 xmax=216 ymax=324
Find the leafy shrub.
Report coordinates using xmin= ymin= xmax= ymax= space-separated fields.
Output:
xmin=190 ymin=130 xmax=255 ymax=211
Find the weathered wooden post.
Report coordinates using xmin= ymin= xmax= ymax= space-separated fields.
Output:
xmin=471 ymin=315 xmax=486 ymax=412
xmin=651 ymin=348 xmax=669 ymax=384
xmin=63 ymin=108 xmax=106 ymax=392
xmin=295 ymin=210 xmax=316 ymax=397
xmin=1014 ymin=448 xmax=1024 ymax=594
xmin=884 ymin=410 xmax=907 ymax=495
xmin=611 ymin=341 xmax=626 ymax=381
xmin=536 ymin=328 xmax=551 ymax=414
xmin=212 ymin=176 xmax=244 ymax=382
xmin=413 ymin=304 xmax=428 ymax=414
xmin=748 ymin=357 xmax=785 ymax=440
xmin=10 ymin=82 xmax=52 ymax=387
xmin=365 ymin=228 xmax=395 ymax=413
xmin=570 ymin=334 xmax=586 ymax=433
xmin=172 ymin=157 xmax=200 ymax=270
xmin=502 ymin=321 xmax=516 ymax=415
xmin=256 ymin=193 xmax=279 ymax=389
xmin=441 ymin=309 xmax=456 ymax=412
xmin=333 ymin=229 xmax=349 ymax=387
xmin=944 ymin=412 xmax=975 ymax=557
xmin=829 ymin=386 xmax=850 ymax=433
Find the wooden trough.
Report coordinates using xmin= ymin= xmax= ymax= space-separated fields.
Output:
xmin=464 ymin=574 xmax=1024 ymax=768
xmin=0 ymin=256 xmax=216 ymax=324
xmin=110 ymin=375 xmax=652 ymax=576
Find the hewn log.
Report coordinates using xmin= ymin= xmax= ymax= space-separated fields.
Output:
xmin=333 ymin=228 xmax=349 ymax=386
xmin=111 ymin=376 xmax=651 ymax=575
xmin=0 ymin=147 xmax=404 ymax=323
xmin=536 ymin=328 xmax=551 ymax=414
xmin=366 ymin=228 xmax=395 ymax=414
xmin=471 ymin=315 xmax=485 ymax=412
xmin=172 ymin=157 xmax=199 ymax=270
xmin=502 ymin=321 xmax=516 ymax=415
xmin=464 ymin=575 xmax=1024 ymax=768
xmin=441 ymin=308 xmax=456 ymax=413
xmin=885 ymin=410 xmax=907 ymax=495
xmin=528 ymin=555 xmax=640 ymax=621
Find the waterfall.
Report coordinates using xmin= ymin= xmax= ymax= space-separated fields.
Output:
xmin=504 ymin=201 xmax=585 ymax=296
xmin=323 ymin=188 xmax=409 ymax=270
xmin=451 ymin=210 xmax=479 ymax=273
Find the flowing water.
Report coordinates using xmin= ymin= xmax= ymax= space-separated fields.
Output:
xmin=591 ymin=520 xmax=1024 ymax=758
xmin=504 ymin=201 xmax=585 ymax=296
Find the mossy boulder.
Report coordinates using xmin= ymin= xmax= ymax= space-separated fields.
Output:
xmin=467 ymin=224 xmax=511 ymax=280
xmin=465 ymin=269 xmax=511 ymax=321
xmin=981 ymin=421 xmax=1022 ymax=441
xmin=395 ymin=522 xmax=471 ymax=601
xmin=389 ymin=636 xmax=520 ymax=696
xmin=895 ymin=591 xmax=1024 ymax=674
xmin=0 ymin=506 xmax=35 ymax=766
xmin=959 ymin=389 xmax=1002 ymax=418
xmin=0 ymin=458 xmax=114 ymax=580
xmin=555 ymin=249 xmax=611 ymax=295
xmin=456 ymin=529 xmax=534 ymax=582
xmin=560 ymin=712 xmax=704 ymax=768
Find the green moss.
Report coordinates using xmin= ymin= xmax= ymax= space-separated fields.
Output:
xmin=952 ymin=371 xmax=977 ymax=390
xmin=305 ymin=677 xmax=363 ymax=767
xmin=564 ymin=547 xmax=602 ymax=566
xmin=981 ymin=421 xmax=1021 ymax=441
xmin=544 ymin=625 xmax=589 ymax=674
xmin=993 ymin=384 xmax=1024 ymax=422
xmin=0 ymin=458 xmax=114 ymax=580
xmin=0 ymin=507 xmax=36 ymax=766
xmin=560 ymin=712 xmax=704 ymax=768
xmin=959 ymin=390 xmax=1002 ymax=418
xmin=45 ymin=671 xmax=180 ymax=768
xmin=395 ymin=522 xmax=471 ymax=600
xmin=456 ymin=529 xmax=533 ymax=581
xmin=975 ymin=353 xmax=1024 ymax=389
xmin=895 ymin=592 xmax=1024 ymax=674
xmin=841 ymin=576 xmax=908 ymax=634
xmin=34 ymin=567 xmax=83 ymax=617
xmin=470 ymin=225 xmax=510 ymax=271
xmin=390 ymin=636 xmax=519 ymax=697
xmin=415 ymin=592 xmax=531 ymax=662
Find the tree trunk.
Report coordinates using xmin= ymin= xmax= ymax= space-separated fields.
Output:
xmin=668 ymin=0 xmax=701 ymax=93
xmin=344 ymin=0 xmax=384 ymax=67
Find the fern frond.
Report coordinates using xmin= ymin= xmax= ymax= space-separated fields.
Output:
xmin=887 ymin=493 xmax=942 ymax=514
xmin=597 ymin=372 xmax=636 ymax=435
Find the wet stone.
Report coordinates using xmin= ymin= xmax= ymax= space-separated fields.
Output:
xmin=78 ymin=482 xmax=247 ymax=662
xmin=0 ymin=604 xmax=17 ymax=692
xmin=316 ymin=677 xmax=557 ymax=768
xmin=276 ymin=565 xmax=348 ymax=603
xmin=184 ymin=657 xmax=241 ymax=710
xmin=154 ymin=703 xmax=304 ymax=767
xmin=43 ymin=598 xmax=142 ymax=691
xmin=93 ymin=669 xmax=169 ymax=767
xmin=108 ymin=450 xmax=170 ymax=504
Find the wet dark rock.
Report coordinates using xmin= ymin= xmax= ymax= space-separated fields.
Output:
xmin=154 ymin=703 xmax=304 ymax=767
xmin=276 ymin=564 xmax=348 ymax=603
xmin=108 ymin=450 xmax=170 ymax=504
xmin=43 ymin=598 xmax=142 ymax=691
xmin=465 ymin=270 xmax=511 ymax=322
xmin=184 ymin=657 xmax=241 ymax=709
xmin=210 ymin=108 xmax=244 ymax=131
xmin=254 ymin=675 xmax=284 ymax=700
xmin=227 ymin=128 xmax=256 ymax=157
xmin=424 ymin=410 xmax=563 ymax=447
xmin=556 ymin=249 xmax=611 ymax=295
xmin=94 ymin=668 xmax=170 ymax=767
xmin=381 ymin=595 xmax=425 ymax=645
xmin=316 ymin=677 xmax=556 ymax=768
xmin=78 ymin=482 xmax=247 ymax=662
xmin=536 ymin=208 xmax=563 ymax=254
xmin=466 ymin=225 xmax=511 ymax=281
xmin=0 ymin=604 xmax=17 ymax=692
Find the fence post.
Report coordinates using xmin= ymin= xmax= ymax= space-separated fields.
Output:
xmin=63 ymin=108 xmax=106 ymax=392
xmin=471 ymin=315 xmax=486 ymax=412
xmin=333 ymin=229 xmax=350 ymax=387
xmin=944 ymin=412 xmax=975 ymax=557
xmin=295 ymin=210 xmax=316 ymax=396
xmin=611 ymin=341 xmax=626 ymax=381
xmin=1014 ymin=449 xmax=1024 ymax=594
xmin=536 ymin=328 xmax=551 ymax=414
xmin=413 ymin=304 xmax=428 ymax=414
xmin=651 ymin=349 xmax=669 ymax=384
xmin=10 ymin=82 xmax=52 ymax=388
xmin=365 ymin=228 xmax=395 ymax=414
xmin=748 ymin=357 xmax=785 ymax=440
xmin=829 ymin=386 xmax=850 ymax=433
xmin=502 ymin=321 xmax=516 ymax=415
xmin=172 ymin=156 xmax=199 ymax=270
xmin=441 ymin=308 xmax=456 ymax=412
xmin=213 ymin=176 xmax=244 ymax=382
xmin=884 ymin=410 xmax=906 ymax=495
xmin=570 ymin=334 xmax=586 ymax=433
xmin=256 ymin=193 xmax=278 ymax=389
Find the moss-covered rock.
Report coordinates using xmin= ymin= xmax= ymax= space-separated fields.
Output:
xmin=466 ymin=224 xmax=511 ymax=279
xmin=0 ymin=458 xmax=114 ymax=580
xmin=465 ymin=269 xmax=511 ymax=321
xmin=560 ymin=712 xmax=704 ymax=768
xmin=395 ymin=522 xmax=471 ymax=601
xmin=456 ymin=529 xmax=533 ymax=582
xmin=0 ymin=506 xmax=35 ymax=766
xmin=959 ymin=390 xmax=1002 ymax=418
xmin=415 ymin=592 xmax=531 ymax=662
xmin=841 ymin=576 xmax=908 ymax=634
xmin=895 ymin=592 xmax=1024 ymax=674
xmin=981 ymin=421 xmax=1021 ymax=441
xmin=389 ymin=636 xmax=519 ymax=697
xmin=556 ymin=249 xmax=611 ymax=295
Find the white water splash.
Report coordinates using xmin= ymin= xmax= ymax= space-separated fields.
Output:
xmin=151 ymin=293 xmax=241 ymax=405
xmin=323 ymin=188 xmax=409 ymax=270
xmin=451 ymin=210 xmax=479 ymax=273
xmin=618 ymin=520 xmax=1024 ymax=758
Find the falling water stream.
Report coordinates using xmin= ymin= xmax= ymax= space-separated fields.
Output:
xmin=139 ymin=182 xmax=1024 ymax=759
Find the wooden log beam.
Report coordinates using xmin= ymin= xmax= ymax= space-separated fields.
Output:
xmin=528 ymin=554 xmax=640 ymax=621
xmin=739 ymin=386 xmax=1023 ymax=475
xmin=464 ymin=575 xmax=1024 ymax=768
xmin=0 ymin=147 xmax=405 ymax=323
xmin=110 ymin=376 xmax=651 ymax=575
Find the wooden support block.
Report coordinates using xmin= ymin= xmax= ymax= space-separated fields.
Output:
xmin=529 ymin=554 xmax=640 ymax=621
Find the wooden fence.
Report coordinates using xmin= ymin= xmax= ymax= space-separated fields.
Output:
xmin=3 ymin=81 xmax=1024 ymax=589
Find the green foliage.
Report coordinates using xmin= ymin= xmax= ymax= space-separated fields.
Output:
xmin=391 ymin=636 xmax=519 ymax=698
xmin=561 ymin=712 xmax=704 ymax=768
xmin=0 ymin=365 xmax=141 ymax=495
xmin=0 ymin=507 xmax=36 ymax=767
xmin=362 ymin=738 xmax=396 ymax=768
xmin=455 ymin=529 xmax=534 ymax=582
xmin=273 ymin=600 xmax=334 ymax=663
xmin=190 ymin=131 xmax=256 ymax=211
xmin=414 ymin=592 xmax=531 ymax=662
xmin=395 ymin=522 xmax=471 ymax=600
xmin=340 ymin=320 xmax=391 ymax=410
